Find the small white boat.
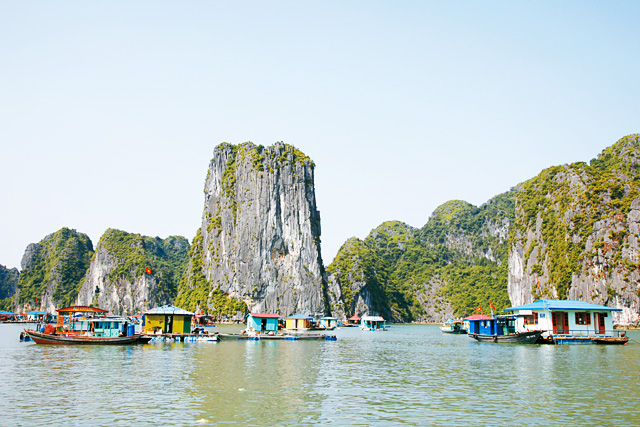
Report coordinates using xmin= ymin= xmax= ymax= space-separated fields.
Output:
xmin=440 ymin=319 xmax=466 ymax=334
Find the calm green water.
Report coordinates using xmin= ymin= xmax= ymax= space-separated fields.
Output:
xmin=1 ymin=324 xmax=639 ymax=426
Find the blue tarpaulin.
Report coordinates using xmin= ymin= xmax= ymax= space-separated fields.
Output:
xmin=0 ymin=311 xmax=18 ymax=315
xmin=25 ymin=311 xmax=50 ymax=316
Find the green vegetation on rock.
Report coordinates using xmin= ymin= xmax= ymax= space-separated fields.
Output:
xmin=0 ymin=264 xmax=19 ymax=310
xmin=98 ymin=229 xmax=189 ymax=301
xmin=0 ymin=264 xmax=18 ymax=300
xmin=513 ymin=134 xmax=640 ymax=299
xmin=175 ymin=229 xmax=248 ymax=317
xmin=16 ymin=228 xmax=94 ymax=309
xmin=328 ymin=191 xmax=516 ymax=321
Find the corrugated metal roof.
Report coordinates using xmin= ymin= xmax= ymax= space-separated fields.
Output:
xmin=504 ymin=299 xmax=622 ymax=312
xmin=286 ymin=314 xmax=314 ymax=319
xmin=248 ymin=313 xmax=281 ymax=319
xmin=57 ymin=306 xmax=108 ymax=314
xmin=361 ymin=315 xmax=385 ymax=321
xmin=144 ymin=305 xmax=194 ymax=315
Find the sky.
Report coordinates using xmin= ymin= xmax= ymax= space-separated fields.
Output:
xmin=1 ymin=1 xmax=639 ymax=270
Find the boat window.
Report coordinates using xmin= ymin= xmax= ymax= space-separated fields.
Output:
xmin=575 ymin=312 xmax=591 ymax=325
xmin=523 ymin=313 xmax=538 ymax=325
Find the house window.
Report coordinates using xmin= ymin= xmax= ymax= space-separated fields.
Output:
xmin=575 ymin=312 xmax=591 ymax=325
xmin=523 ymin=313 xmax=538 ymax=325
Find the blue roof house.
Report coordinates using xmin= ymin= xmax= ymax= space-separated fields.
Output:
xmin=504 ymin=299 xmax=625 ymax=344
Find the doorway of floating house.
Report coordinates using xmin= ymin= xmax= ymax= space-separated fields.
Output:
xmin=166 ymin=315 xmax=173 ymax=333
xmin=552 ymin=312 xmax=569 ymax=334
xmin=261 ymin=318 xmax=267 ymax=331
xmin=594 ymin=313 xmax=606 ymax=334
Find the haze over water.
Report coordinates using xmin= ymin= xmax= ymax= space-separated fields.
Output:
xmin=2 ymin=324 xmax=639 ymax=426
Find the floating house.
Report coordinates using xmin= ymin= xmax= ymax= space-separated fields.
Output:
xmin=360 ymin=315 xmax=387 ymax=331
xmin=25 ymin=311 xmax=53 ymax=323
xmin=285 ymin=314 xmax=313 ymax=331
xmin=143 ymin=305 xmax=194 ymax=334
xmin=318 ymin=316 xmax=338 ymax=329
xmin=246 ymin=313 xmax=280 ymax=332
xmin=0 ymin=310 xmax=18 ymax=321
xmin=504 ymin=299 xmax=627 ymax=344
xmin=345 ymin=315 xmax=360 ymax=326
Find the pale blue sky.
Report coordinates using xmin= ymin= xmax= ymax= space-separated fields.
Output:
xmin=1 ymin=1 xmax=638 ymax=270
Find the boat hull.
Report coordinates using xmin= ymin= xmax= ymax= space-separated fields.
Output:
xmin=25 ymin=330 xmax=152 ymax=345
xmin=591 ymin=337 xmax=629 ymax=345
xmin=440 ymin=328 xmax=467 ymax=334
xmin=468 ymin=330 xmax=542 ymax=344
xmin=552 ymin=335 xmax=629 ymax=345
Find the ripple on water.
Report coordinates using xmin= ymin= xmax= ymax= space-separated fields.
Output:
xmin=1 ymin=324 xmax=640 ymax=426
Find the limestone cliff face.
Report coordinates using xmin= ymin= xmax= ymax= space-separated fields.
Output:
xmin=0 ymin=264 xmax=19 ymax=301
xmin=327 ymin=220 xmax=487 ymax=323
xmin=177 ymin=142 xmax=327 ymax=317
xmin=76 ymin=229 xmax=189 ymax=315
xmin=15 ymin=228 xmax=94 ymax=313
xmin=508 ymin=135 xmax=640 ymax=324
xmin=326 ymin=236 xmax=391 ymax=320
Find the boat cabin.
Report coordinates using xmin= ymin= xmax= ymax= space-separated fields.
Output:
xmin=467 ymin=315 xmax=516 ymax=336
xmin=56 ymin=306 xmax=108 ymax=333
xmin=285 ymin=314 xmax=313 ymax=330
xmin=504 ymin=299 xmax=625 ymax=344
xmin=143 ymin=305 xmax=194 ymax=334
xmin=68 ymin=317 xmax=135 ymax=337
xmin=247 ymin=313 xmax=280 ymax=332
xmin=360 ymin=315 xmax=387 ymax=330
xmin=461 ymin=314 xmax=492 ymax=333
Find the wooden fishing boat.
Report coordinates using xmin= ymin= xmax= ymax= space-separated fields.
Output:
xmin=589 ymin=336 xmax=629 ymax=345
xmin=24 ymin=329 xmax=152 ymax=345
xmin=23 ymin=305 xmax=151 ymax=345
xmin=467 ymin=315 xmax=542 ymax=344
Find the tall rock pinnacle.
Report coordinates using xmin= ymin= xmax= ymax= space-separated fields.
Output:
xmin=177 ymin=142 xmax=328 ymax=317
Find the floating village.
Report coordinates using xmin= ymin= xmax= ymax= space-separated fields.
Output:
xmin=0 ymin=298 xmax=631 ymax=346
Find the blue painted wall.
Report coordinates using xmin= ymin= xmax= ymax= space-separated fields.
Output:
xmin=247 ymin=315 xmax=279 ymax=332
